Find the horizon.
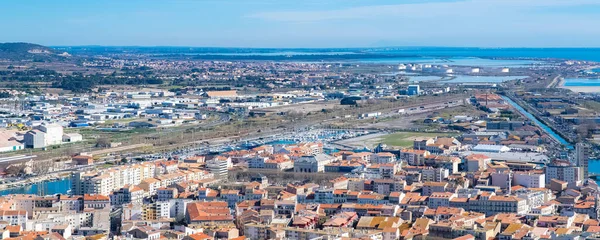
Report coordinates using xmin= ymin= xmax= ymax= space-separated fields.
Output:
xmin=2 ymin=0 xmax=600 ymax=48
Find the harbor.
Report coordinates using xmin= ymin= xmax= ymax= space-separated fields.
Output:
xmin=0 ymin=177 xmax=71 ymax=195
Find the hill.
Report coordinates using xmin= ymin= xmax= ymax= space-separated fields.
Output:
xmin=0 ymin=42 xmax=69 ymax=61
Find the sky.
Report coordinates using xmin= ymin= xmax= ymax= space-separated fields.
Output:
xmin=1 ymin=0 xmax=600 ymax=48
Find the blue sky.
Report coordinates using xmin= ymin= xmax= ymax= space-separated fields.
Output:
xmin=1 ymin=0 xmax=600 ymax=47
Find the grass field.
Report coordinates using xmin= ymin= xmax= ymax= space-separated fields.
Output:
xmin=377 ymin=131 xmax=456 ymax=148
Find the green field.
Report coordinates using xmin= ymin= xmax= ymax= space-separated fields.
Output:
xmin=377 ymin=131 xmax=456 ymax=148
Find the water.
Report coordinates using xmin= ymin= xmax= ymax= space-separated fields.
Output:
xmin=409 ymin=76 xmax=444 ymax=82
xmin=266 ymin=140 xmax=298 ymax=145
xmin=501 ymin=96 xmax=573 ymax=149
xmin=63 ymin=47 xmax=600 ymax=63
xmin=590 ymin=160 xmax=600 ymax=173
xmin=445 ymin=76 xmax=528 ymax=83
xmin=563 ymin=78 xmax=600 ymax=87
xmin=380 ymin=71 xmax=419 ymax=76
xmin=0 ymin=178 xmax=71 ymax=195
xmin=370 ymin=48 xmax=600 ymax=62
xmin=359 ymin=57 xmax=538 ymax=67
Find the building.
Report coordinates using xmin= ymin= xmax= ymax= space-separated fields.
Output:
xmin=401 ymin=149 xmax=430 ymax=166
xmin=23 ymin=123 xmax=64 ymax=149
xmin=545 ymin=160 xmax=582 ymax=187
xmin=371 ymin=152 xmax=397 ymax=164
xmin=423 ymin=182 xmax=448 ymax=196
xmin=23 ymin=129 xmax=46 ymax=149
xmin=407 ymin=85 xmax=421 ymax=96
xmin=422 ymin=168 xmax=449 ymax=182
xmin=576 ymin=143 xmax=589 ymax=179
xmin=513 ymin=171 xmax=545 ymax=188
xmin=110 ymin=186 xmax=144 ymax=206
xmin=0 ymin=130 xmax=24 ymax=152
xmin=186 ymin=201 xmax=233 ymax=225
xmin=486 ymin=121 xmax=524 ymax=131
xmin=472 ymin=145 xmax=510 ymax=153
xmin=62 ymin=133 xmax=83 ymax=143
xmin=206 ymin=90 xmax=238 ymax=99
xmin=38 ymin=124 xmax=64 ymax=146
xmin=466 ymin=154 xmax=491 ymax=172
xmin=293 ymin=154 xmax=335 ymax=173
xmin=206 ymin=158 xmax=228 ymax=179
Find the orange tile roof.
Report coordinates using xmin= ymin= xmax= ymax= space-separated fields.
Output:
xmin=187 ymin=201 xmax=232 ymax=222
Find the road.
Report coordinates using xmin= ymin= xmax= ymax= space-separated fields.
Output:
xmin=546 ymin=75 xmax=562 ymax=88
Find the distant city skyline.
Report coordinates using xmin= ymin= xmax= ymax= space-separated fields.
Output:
xmin=2 ymin=0 xmax=600 ymax=48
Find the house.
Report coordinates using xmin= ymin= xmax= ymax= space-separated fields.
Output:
xmin=72 ymin=155 xmax=94 ymax=165
xmin=128 ymin=226 xmax=161 ymax=240
xmin=186 ymin=201 xmax=233 ymax=225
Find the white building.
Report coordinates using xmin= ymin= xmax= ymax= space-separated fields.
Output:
xmin=422 ymin=168 xmax=449 ymax=182
xmin=63 ymin=133 xmax=83 ymax=143
xmin=24 ymin=123 xmax=64 ymax=148
xmin=514 ymin=172 xmax=545 ymax=188
xmin=515 ymin=188 xmax=545 ymax=211
xmin=545 ymin=163 xmax=582 ymax=187
xmin=38 ymin=123 xmax=64 ymax=146
xmin=293 ymin=154 xmax=335 ymax=173
xmin=206 ymin=158 xmax=228 ymax=179
xmin=428 ymin=192 xmax=456 ymax=209
xmin=472 ymin=144 xmax=510 ymax=153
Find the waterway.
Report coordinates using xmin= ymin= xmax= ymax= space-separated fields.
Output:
xmin=0 ymin=178 xmax=71 ymax=195
xmin=501 ymin=96 xmax=573 ymax=149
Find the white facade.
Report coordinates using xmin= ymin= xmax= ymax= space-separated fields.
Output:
xmin=545 ymin=165 xmax=582 ymax=187
xmin=514 ymin=172 xmax=545 ymax=188
xmin=39 ymin=124 xmax=64 ymax=146
xmin=62 ymin=133 xmax=83 ymax=143
xmin=293 ymin=154 xmax=335 ymax=173
xmin=422 ymin=168 xmax=449 ymax=182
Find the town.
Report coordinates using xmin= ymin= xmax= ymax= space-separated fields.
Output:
xmin=1 ymin=42 xmax=600 ymax=240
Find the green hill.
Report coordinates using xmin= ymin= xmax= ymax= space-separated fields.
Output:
xmin=0 ymin=42 xmax=68 ymax=61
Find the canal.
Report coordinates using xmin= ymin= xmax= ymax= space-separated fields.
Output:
xmin=501 ymin=96 xmax=573 ymax=149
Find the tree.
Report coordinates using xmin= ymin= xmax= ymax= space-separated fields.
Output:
xmin=96 ymin=138 xmax=111 ymax=148
xmin=121 ymin=158 xmax=128 ymax=164
xmin=5 ymin=164 xmax=25 ymax=176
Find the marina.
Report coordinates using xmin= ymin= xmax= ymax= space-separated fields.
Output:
xmin=0 ymin=178 xmax=71 ymax=195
